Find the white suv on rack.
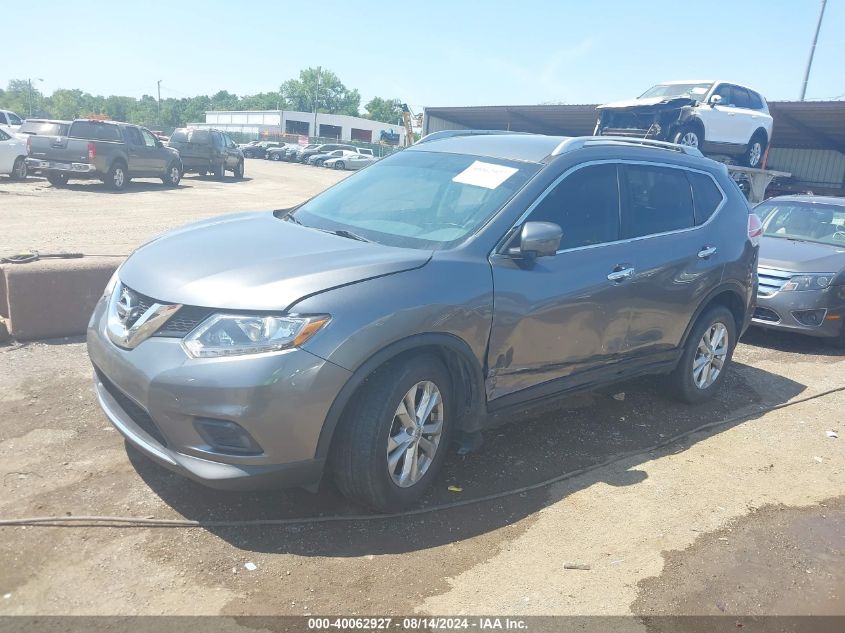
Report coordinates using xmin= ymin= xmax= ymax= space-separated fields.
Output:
xmin=595 ymin=80 xmax=774 ymax=168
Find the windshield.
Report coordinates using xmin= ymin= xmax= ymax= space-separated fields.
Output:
xmin=756 ymin=201 xmax=845 ymax=246
xmin=284 ymin=150 xmax=538 ymax=249
xmin=639 ymin=82 xmax=713 ymax=100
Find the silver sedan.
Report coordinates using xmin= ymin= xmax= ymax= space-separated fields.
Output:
xmin=323 ymin=153 xmax=377 ymax=170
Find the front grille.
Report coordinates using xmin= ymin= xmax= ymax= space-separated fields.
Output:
xmin=95 ymin=368 xmax=168 ymax=447
xmin=122 ymin=284 xmax=212 ymax=337
xmin=757 ymin=267 xmax=792 ymax=297
xmin=155 ymin=305 xmax=214 ymax=337
xmin=753 ymin=307 xmax=780 ymax=323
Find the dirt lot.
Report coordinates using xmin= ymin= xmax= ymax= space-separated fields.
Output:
xmin=0 ymin=159 xmax=348 ymax=256
xmin=1 ymin=163 xmax=844 ymax=626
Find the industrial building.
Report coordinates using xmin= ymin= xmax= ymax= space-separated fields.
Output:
xmin=423 ymin=101 xmax=845 ymax=197
xmin=191 ymin=110 xmax=406 ymax=144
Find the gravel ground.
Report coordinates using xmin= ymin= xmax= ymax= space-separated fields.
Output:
xmin=0 ymin=159 xmax=348 ymax=257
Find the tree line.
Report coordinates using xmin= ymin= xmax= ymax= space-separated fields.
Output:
xmin=0 ymin=68 xmax=407 ymax=132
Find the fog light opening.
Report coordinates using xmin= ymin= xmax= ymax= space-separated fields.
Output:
xmin=193 ymin=418 xmax=263 ymax=455
xmin=792 ymin=309 xmax=827 ymax=327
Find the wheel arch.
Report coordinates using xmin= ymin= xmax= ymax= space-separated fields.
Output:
xmin=679 ymin=283 xmax=749 ymax=349
xmin=750 ymin=127 xmax=769 ymax=146
xmin=314 ymin=333 xmax=486 ymax=461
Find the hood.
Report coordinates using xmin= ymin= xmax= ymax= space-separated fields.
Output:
xmin=597 ymin=96 xmax=697 ymax=110
xmin=758 ymin=236 xmax=845 ymax=273
xmin=118 ymin=212 xmax=431 ymax=311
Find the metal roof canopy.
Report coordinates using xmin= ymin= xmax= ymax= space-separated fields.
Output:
xmin=424 ymin=101 xmax=845 ymax=153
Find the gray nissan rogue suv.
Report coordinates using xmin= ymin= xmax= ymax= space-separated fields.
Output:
xmin=87 ymin=134 xmax=760 ymax=511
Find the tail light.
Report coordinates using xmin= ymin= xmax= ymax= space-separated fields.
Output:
xmin=26 ymin=135 xmax=31 ymax=155
xmin=748 ymin=213 xmax=763 ymax=246
xmin=87 ymin=142 xmax=96 ymax=162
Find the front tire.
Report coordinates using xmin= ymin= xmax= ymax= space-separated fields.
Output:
xmin=668 ymin=306 xmax=737 ymax=404
xmin=161 ymin=163 xmax=182 ymax=187
xmin=11 ymin=156 xmax=27 ymax=180
xmin=271 ymin=152 xmax=281 ymax=161
xmin=334 ymin=161 xmax=345 ymax=170
xmin=106 ymin=162 xmax=128 ymax=191
xmin=234 ymin=160 xmax=244 ymax=179
xmin=214 ymin=159 xmax=226 ymax=180
xmin=332 ymin=354 xmax=454 ymax=512
xmin=673 ymin=124 xmax=703 ymax=150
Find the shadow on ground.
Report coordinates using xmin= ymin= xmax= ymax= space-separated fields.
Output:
xmin=129 ymin=358 xmax=806 ymax=557
xmin=741 ymin=326 xmax=845 ymax=359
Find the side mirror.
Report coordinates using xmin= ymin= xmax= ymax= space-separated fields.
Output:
xmin=709 ymin=94 xmax=722 ymax=106
xmin=508 ymin=221 xmax=563 ymax=259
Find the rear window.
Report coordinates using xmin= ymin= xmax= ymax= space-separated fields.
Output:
xmin=748 ymin=91 xmax=765 ymax=111
xmin=687 ymin=171 xmax=725 ymax=225
xmin=18 ymin=121 xmax=68 ymax=136
xmin=68 ymin=121 xmax=121 ymax=142
xmin=170 ymin=129 xmax=189 ymax=143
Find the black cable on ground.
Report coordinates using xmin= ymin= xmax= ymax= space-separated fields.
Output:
xmin=1 ymin=251 xmax=84 ymax=264
xmin=1 ymin=385 xmax=843 ymax=529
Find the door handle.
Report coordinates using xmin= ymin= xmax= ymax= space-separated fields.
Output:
xmin=607 ymin=266 xmax=635 ymax=282
xmin=698 ymin=246 xmax=718 ymax=259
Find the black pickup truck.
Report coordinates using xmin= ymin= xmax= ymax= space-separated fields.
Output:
xmin=26 ymin=119 xmax=183 ymax=190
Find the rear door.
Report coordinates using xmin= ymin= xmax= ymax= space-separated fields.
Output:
xmin=618 ymin=162 xmax=725 ymax=357
xmin=0 ymin=128 xmax=16 ymax=173
xmin=487 ymin=162 xmax=639 ymax=402
xmin=122 ymin=126 xmax=149 ymax=175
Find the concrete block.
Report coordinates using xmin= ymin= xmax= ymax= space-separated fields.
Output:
xmin=1 ymin=257 xmax=121 ymax=341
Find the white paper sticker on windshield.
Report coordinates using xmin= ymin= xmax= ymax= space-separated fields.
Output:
xmin=452 ymin=160 xmax=518 ymax=189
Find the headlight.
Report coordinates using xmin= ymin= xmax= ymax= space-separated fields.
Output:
xmin=103 ymin=266 xmax=122 ymax=297
xmin=781 ymin=274 xmax=833 ymax=292
xmin=182 ymin=314 xmax=330 ymax=358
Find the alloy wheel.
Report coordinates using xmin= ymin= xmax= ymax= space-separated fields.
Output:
xmin=749 ymin=142 xmax=762 ymax=167
xmin=113 ymin=168 xmax=125 ymax=188
xmin=387 ymin=381 xmax=445 ymax=488
xmin=681 ymin=132 xmax=699 ymax=147
xmin=693 ymin=322 xmax=728 ymax=389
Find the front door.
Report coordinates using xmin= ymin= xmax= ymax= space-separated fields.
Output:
xmin=123 ymin=126 xmax=149 ymax=175
xmin=487 ymin=162 xmax=637 ymax=403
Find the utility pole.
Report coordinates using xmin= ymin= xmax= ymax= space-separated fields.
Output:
xmin=312 ymin=66 xmax=321 ymax=140
xmin=800 ymin=0 xmax=827 ymax=101
xmin=157 ymin=79 xmax=162 ymax=122
xmin=27 ymin=78 xmax=43 ymax=116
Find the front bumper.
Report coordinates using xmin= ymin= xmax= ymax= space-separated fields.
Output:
xmin=26 ymin=158 xmax=98 ymax=174
xmin=751 ymin=286 xmax=845 ymax=338
xmin=86 ymin=295 xmax=352 ymax=490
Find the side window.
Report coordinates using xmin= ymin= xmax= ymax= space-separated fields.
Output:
xmin=732 ymin=86 xmax=751 ymax=109
xmin=528 ymin=164 xmax=620 ymax=250
xmin=0 ymin=128 xmax=10 ymax=141
xmin=124 ymin=127 xmax=144 ymax=146
xmin=8 ymin=113 xmax=22 ymax=125
xmin=712 ymin=84 xmax=734 ymax=106
xmin=621 ymin=164 xmax=695 ymax=238
xmin=687 ymin=171 xmax=724 ymax=225
xmin=140 ymin=129 xmax=158 ymax=147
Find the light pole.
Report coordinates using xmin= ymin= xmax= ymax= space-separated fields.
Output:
xmin=28 ymin=78 xmax=44 ymax=116
xmin=312 ymin=66 xmax=321 ymax=139
xmin=800 ymin=0 xmax=827 ymax=101
xmin=157 ymin=79 xmax=162 ymax=123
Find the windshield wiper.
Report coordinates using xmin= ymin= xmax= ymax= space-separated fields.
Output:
xmin=326 ymin=229 xmax=371 ymax=243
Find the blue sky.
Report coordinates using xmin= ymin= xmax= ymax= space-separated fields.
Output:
xmin=2 ymin=0 xmax=842 ymax=110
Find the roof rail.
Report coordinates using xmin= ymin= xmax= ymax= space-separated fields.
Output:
xmin=417 ymin=129 xmax=532 ymax=144
xmin=551 ymin=136 xmax=703 ymax=157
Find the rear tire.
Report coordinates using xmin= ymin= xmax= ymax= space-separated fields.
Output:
xmin=161 ymin=162 xmax=182 ymax=187
xmin=668 ymin=306 xmax=737 ymax=404
xmin=46 ymin=173 xmax=68 ymax=187
xmin=11 ymin=156 xmax=27 ymax=180
xmin=105 ymin=161 xmax=128 ymax=191
xmin=743 ymin=132 xmax=767 ymax=168
xmin=331 ymin=354 xmax=454 ymax=512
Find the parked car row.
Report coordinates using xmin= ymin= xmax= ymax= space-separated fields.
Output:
xmin=261 ymin=142 xmax=378 ymax=171
xmin=17 ymin=121 xmax=246 ymax=190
